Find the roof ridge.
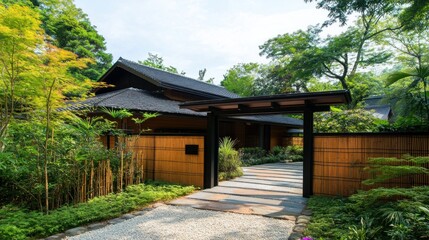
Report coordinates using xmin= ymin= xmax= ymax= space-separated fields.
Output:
xmin=118 ymin=57 xmax=229 ymax=91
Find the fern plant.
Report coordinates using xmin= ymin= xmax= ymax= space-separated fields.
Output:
xmin=363 ymin=154 xmax=429 ymax=185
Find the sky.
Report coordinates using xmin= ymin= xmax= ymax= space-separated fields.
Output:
xmin=74 ymin=0 xmax=346 ymax=84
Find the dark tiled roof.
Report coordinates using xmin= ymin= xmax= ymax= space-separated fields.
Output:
xmin=116 ymin=58 xmax=240 ymax=99
xmin=69 ymin=88 xmax=303 ymax=127
xmin=70 ymin=87 xmax=205 ymax=116
xmin=364 ymin=95 xmax=385 ymax=106
xmin=364 ymin=105 xmax=391 ymax=120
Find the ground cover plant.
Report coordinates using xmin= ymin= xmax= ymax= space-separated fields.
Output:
xmin=305 ymin=155 xmax=429 ymax=240
xmin=0 ymin=181 xmax=195 ymax=240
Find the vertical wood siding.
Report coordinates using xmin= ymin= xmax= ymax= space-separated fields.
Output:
xmin=313 ymin=133 xmax=429 ymax=196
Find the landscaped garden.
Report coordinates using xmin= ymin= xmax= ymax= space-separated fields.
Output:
xmin=1 ymin=0 xmax=429 ymax=240
xmin=0 ymin=182 xmax=194 ymax=239
xmin=304 ymin=155 xmax=429 ymax=240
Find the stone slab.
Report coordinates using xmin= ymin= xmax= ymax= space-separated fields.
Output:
xmin=239 ymin=175 xmax=303 ymax=183
xmin=219 ymin=181 xmax=302 ymax=194
xmin=108 ymin=218 xmax=125 ymax=225
xmin=187 ymin=191 xmax=306 ymax=210
xmin=170 ymin=198 xmax=299 ymax=221
xmin=204 ymin=186 xmax=307 ymax=204
xmin=231 ymin=178 xmax=303 ymax=188
xmin=45 ymin=233 xmax=66 ymax=240
xmin=121 ymin=214 xmax=135 ymax=220
xmin=87 ymin=222 xmax=107 ymax=230
xmin=65 ymin=227 xmax=88 ymax=236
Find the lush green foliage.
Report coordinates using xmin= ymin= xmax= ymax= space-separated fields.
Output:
xmin=0 ymin=118 xmax=115 ymax=209
xmin=139 ymin=53 xmax=185 ymax=75
xmin=218 ymin=137 xmax=243 ymax=181
xmin=221 ymin=63 xmax=261 ymax=97
xmin=0 ymin=182 xmax=195 ymax=239
xmin=239 ymin=145 xmax=303 ymax=166
xmin=285 ymin=145 xmax=304 ymax=162
xmin=306 ymin=187 xmax=429 ymax=240
xmin=306 ymin=153 xmax=429 ymax=239
xmin=0 ymin=0 xmax=113 ymax=81
xmin=314 ymin=108 xmax=386 ymax=133
xmin=364 ymin=155 xmax=429 ymax=185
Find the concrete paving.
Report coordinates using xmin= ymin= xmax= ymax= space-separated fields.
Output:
xmin=169 ymin=162 xmax=306 ymax=221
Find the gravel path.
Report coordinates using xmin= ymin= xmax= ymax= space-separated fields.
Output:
xmin=67 ymin=205 xmax=294 ymax=240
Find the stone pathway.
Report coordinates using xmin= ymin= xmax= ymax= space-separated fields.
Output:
xmin=170 ymin=162 xmax=307 ymax=221
xmin=48 ymin=162 xmax=311 ymax=240
xmin=66 ymin=204 xmax=295 ymax=240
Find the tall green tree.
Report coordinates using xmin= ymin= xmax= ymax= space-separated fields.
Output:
xmin=384 ymin=29 xmax=429 ymax=122
xmin=198 ymin=68 xmax=215 ymax=84
xmin=305 ymin=0 xmax=429 ymax=30
xmin=139 ymin=53 xmax=185 ymax=75
xmin=221 ymin=63 xmax=262 ymax=96
xmin=33 ymin=44 xmax=91 ymax=213
xmin=1 ymin=0 xmax=113 ymax=81
xmin=0 ymin=4 xmax=43 ymax=150
xmin=39 ymin=0 xmax=112 ymax=81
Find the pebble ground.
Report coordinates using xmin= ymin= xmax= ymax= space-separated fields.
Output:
xmin=67 ymin=205 xmax=294 ymax=240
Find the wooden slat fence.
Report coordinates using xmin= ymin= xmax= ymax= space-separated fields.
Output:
xmin=124 ymin=135 xmax=204 ymax=187
xmin=313 ymin=133 xmax=429 ymax=196
xmin=283 ymin=136 xmax=303 ymax=146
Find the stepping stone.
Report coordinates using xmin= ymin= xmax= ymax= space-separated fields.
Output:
xmin=132 ymin=209 xmax=151 ymax=216
xmin=65 ymin=227 xmax=88 ymax=236
xmin=88 ymin=222 xmax=107 ymax=230
xmin=219 ymin=181 xmax=302 ymax=194
xmin=205 ymin=186 xmax=307 ymax=203
xmin=231 ymin=178 xmax=302 ymax=188
xmin=108 ymin=218 xmax=125 ymax=225
xmin=121 ymin=214 xmax=135 ymax=220
xmin=187 ymin=191 xmax=306 ymax=210
xmin=170 ymin=198 xmax=298 ymax=221
xmin=288 ymin=232 xmax=303 ymax=240
xmin=297 ymin=218 xmax=310 ymax=224
xmin=239 ymin=176 xmax=303 ymax=183
xmin=45 ymin=233 xmax=66 ymax=240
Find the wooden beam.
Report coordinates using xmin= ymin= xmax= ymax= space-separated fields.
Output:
xmin=204 ymin=105 xmax=330 ymax=116
xmin=204 ymin=113 xmax=219 ymax=188
xmin=303 ymin=104 xmax=314 ymax=197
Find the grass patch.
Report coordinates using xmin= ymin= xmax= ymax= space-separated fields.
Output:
xmin=0 ymin=181 xmax=195 ymax=240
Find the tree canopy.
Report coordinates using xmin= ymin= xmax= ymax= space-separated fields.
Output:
xmin=1 ymin=0 xmax=113 ymax=81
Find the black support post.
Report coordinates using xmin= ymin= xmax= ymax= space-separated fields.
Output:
xmin=205 ymin=113 xmax=219 ymax=188
xmin=264 ymin=125 xmax=271 ymax=151
xmin=258 ymin=124 xmax=271 ymax=151
xmin=303 ymin=105 xmax=314 ymax=197
xmin=258 ymin=124 xmax=264 ymax=149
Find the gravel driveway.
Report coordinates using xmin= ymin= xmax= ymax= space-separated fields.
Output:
xmin=68 ymin=205 xmax=294 ymax=240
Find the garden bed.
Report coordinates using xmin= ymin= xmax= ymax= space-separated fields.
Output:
xmin=0 ymin=181 xmax=195 ymax=240
xmin=304 ymin=186 xmax=429 ymax=239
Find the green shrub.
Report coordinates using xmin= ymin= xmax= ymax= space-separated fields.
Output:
xmin=285 ymin=145 xmax=303 ymax=162
xmin=363 ymin=154 xmax=429 ymax=185
xmin=306 ymin=154 xmax=429 ymax=240
xmin=219 ymin=137 xmax=243 ymax=180
xmin=0 ymin=182 xmax=194 ymax=239
xmin=240 ymin=147 xmax=268 ymax=166
xmin=239 ymin=145 xmax=303 ymax=166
